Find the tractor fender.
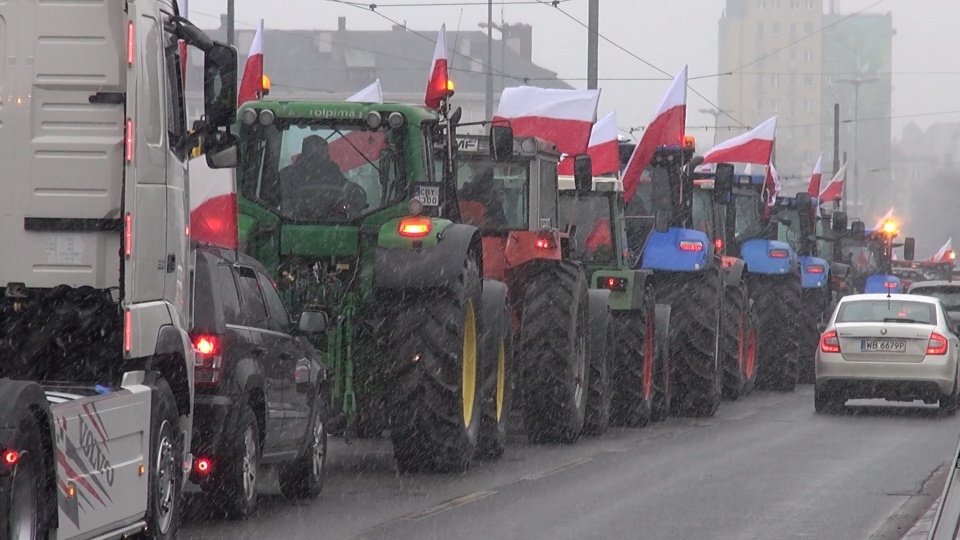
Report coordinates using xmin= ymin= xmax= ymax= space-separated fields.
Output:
xmin=374 ymin=223 xmax=481 ymax=290
xmin=587 ymin=289 xmax=612 ymax=320
xmin=629 ymin=269 xmax=654 ymax=311
xmin=720 ymin=257 xmax=747 ymax=288
xmin=798 ymin=255 xmax=830 ymax=289
xmin=741 ymin=239 xmax=796 ymax=275
xmin=865 ymin=274 xmax=902 ymax=294
xmin=0 ymin=379 xmax=51 ymax=432
xmin=152 ymin=324 xmax=193 ymax=419
xmin=641 ymin=228 xmax=712 ymax=272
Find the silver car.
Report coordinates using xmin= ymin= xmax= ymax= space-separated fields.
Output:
xmin=814 ymin=293 xmax=960 ymax=413
xmin=907 ymin=280 xmax=960 ymax=328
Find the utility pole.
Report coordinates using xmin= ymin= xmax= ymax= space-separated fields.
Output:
xmin=587 ymin=0 xmax=599 ymax=90
xmin=837 ymin=76 xmax=878 ymax=215
xmin=485 ymin=0 xmax=494 ymax=119
xmin=842 ymin=150 xmax=849 ymax=213
xmin=833 ymin=103 xmax=841 ymax=177
xmin=226 ymin=0 xmax=235 ymax=46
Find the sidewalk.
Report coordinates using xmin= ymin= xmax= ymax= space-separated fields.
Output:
xmin=902 ymin=497 xmax=939 ymax=540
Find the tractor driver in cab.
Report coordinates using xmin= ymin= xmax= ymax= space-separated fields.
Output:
xmin=279 ymin=135 xmax=367 ymax=220
xmin=459 ymin=165 xmax=508 ymax=228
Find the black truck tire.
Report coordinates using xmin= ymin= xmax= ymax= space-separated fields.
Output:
xmin=650 ymin=305 xmax=673 ymax=422
xmin=798 ymin=288 xmax=827 ymax=384
xmin=145 ymin=379 xmax=183 ymax=538
xmin=279 ymin=397 xmax=328 ymax=499
xmin=213 ymin=403 xmax=260 ymax=520
xmin=3 ymin=411 xmax=46 ymax=540
xmin=520 ymin=261 xmax=589 ymax=444
xmin=722 ymin=283 xmax=752 ymax=401
xmin=753 ymin=276 xmax=802 ymax=392
xmin=389 ymin=256 xmax=483 ymax=472
xmin=476 ymin=280 xmax=514 ymax=460
xmin=609 ymin=309 xmax=654 ymax=428
xmin=583 ymin=291 xmax=613 ymax=436
xmin=661 ymin=272 xmax=723 ymax=418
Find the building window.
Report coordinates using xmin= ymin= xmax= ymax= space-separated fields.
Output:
xmin=773 ymin=0 xmax=781 ymax=8
xmin=790 ymin=49 xmax=797 ymax=60
xmin=772 ymin=22 xmax=781 ymax=35
xmin=805 ymin=99 xmax=814 ymax=113
xmin=804 ymin=125 xmax=812 ymax=137
xmin=771 ymin=99 xmax=780 ymax=112
xmin=757 ymin=22 xmax=764 ymax=39
xmin=804 ymin=74 xmax=814 ymax=87
xmin=756 ymin=98 xmax=764 ymax=115
xmin=806 ymin=0 xmax=814 ymax=8
xmin=791 ymin=0 xmax=801 ymax=8
xmin=825 ymin=75 xmax=833 ymax=85
xmin=790 ymin=22 xmax=797 ymax=36
xmin=759 ymin=0 xmax=767 ymax=8
xmin=771 ymin=73 xmax=780 ymax=87
xmin=789 ymin=100 xmax=797 ymax=118
xmin=804 ymin=22 xmax=814 ymax=35
xmin=772 ymin=49 xmax=780 ymax=60
xmin=790 ymin=73 xmax=797 ymax=85
xmin=804 ymin=49 xmax=813 ymax=62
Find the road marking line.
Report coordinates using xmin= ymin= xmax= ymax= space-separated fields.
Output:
xmin=520 ymin=457 xmax=592 ymax=481
xmin=402 ymin=490 xmax=497 ymax=521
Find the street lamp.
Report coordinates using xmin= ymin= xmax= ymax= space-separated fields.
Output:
xmin=837 ymin=76 xmax=879 ymax=214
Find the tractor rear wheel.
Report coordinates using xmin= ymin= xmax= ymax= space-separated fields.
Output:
xmin=661 ymin=272 xmax=723 ymax=418
xmin=650 ymin=305 xmax=673 ymax=422
xmin=388 ymin=256 xmax=483 ymax=472
xmin=722 ymin=283 xmax=753 ymax=401
xmin=609 ymin=308 xmax=654 ymax=428
xmin=753 ymin=276 xmax=802 ymax=392
xmin=476 ymin=280 xmax=514 ymax=460
xmin=520 ymin=261 xmax=589 ymax=444
xmin=583 ymin=291 xmax=613 ymax=436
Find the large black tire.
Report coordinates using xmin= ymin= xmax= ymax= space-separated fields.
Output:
xmin=476 ymin=280 xmax=514 ymax=459
xmin=520 ymin=261 xmax=589 ymax=444
xmin=753 ymin=275 xmax=802 ymax=392
xmin=798 ymin=288 xmax=827 ymax=384
xmin=660 ymin=272 xmax=723 ymax=418
xmin=3 ymin=411 xmax=47 ymax=540
xmin=650 ymin=305 xmax=673 ymax=422
xmin=609 ymin=308 xmax=654 ymax=428
xmin=721 ymin=282 xmax=754 ymax=401
xmin=212 ymin=403 xmax=260 ymax=520
xmin=279 ymin=396 xmax=328 ymax=499
xmin=145 ymin=379 xmax=183 ymax=539
xmin=388 ymin=256 xmax=483 ymax=472
xmin=583 ymin=290 xmax=613 ymax=436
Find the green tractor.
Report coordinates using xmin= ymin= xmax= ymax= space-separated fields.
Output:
xmin=233 ymin=100 xmax=513 ymax=471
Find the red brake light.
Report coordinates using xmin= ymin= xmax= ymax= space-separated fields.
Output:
xmin=535 ymin=238 xmax=555 ymax=250
xmin=927 ymin=332 xmax=948 ymax=356
xmin=679 ymin=240 xmax=703 ymax=252
xmin=123 ymin=310 xmax=132 ymax=353
xmin=398 ymin=217 xmax=432 ymax=238
xmin=195 ymin=458 xmax=212 ymax=474
xmin=124 ymin=213 xmax=133 ymax=257
xmin=193 ymin=335 xmax=219 ymax=356
xmin=806 ymin=265 xmax=825 ymax=274
xmin=820 ymin=330 xmax=840 ymax=353
xmin=769 ymin=249 xmax=790 ymax=258
xmin=192 ymin=334 xmax=225 ymax=385
xmin=127 ymin=22 xmax=135 ymax=65
xmin=125 ymin=119 xmax=134 ymax=162
xmin=3 ymin=450 xmax=18 ymax=466
xmin=714 ymin=238 xmax=724 ymax=251
xmin=883 ymin=281 xmax=898 ymax=289
xmin=600 ymin=276 xmax=627 ymax=292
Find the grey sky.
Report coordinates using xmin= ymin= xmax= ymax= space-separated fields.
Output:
xmin=188 ymin=0 xmax=960 ymax=145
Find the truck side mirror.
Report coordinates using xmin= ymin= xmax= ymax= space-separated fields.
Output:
xmin=574 ymin=154 xmax=593 ymax=195
xmin=850 ymin=220 xmax=865 ymax=240
xmin=903 ymin=237 xmax=916 ymax=262
xmin=796 ymin=192 xmax=813 ymax=213
xmin=204 ymin=133 xmax=239 ymax=169
xmin=654 ymin=210 xmax=670 ymax=233
xmin=204 ymin=43 xmax=239 ymax=128
xmin=832 ymin=211 xmax=848 ymax=233
xmin=298 ymin=310 xmax=329 ymax=335
xmin=714 ymin=163 xmax=734 ymax=203
xmin=490 ymin=125 xmax=514 ymax=162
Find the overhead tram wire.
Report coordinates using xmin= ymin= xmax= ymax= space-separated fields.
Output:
xmin=533 ymin=0 xmax=747 ymax=129
xmin=330 ymin=0 xmax=573 ymax=6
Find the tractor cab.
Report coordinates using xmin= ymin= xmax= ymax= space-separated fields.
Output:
xmin=775 ymin=195 xmax=831 ymax=289
xmin=557 ymin=176 xmax=628 ymax=269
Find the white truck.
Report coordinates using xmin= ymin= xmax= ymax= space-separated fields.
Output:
xmin=0 ymin=0 xmax=239 ymax=538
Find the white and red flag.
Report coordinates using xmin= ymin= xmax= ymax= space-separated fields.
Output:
xmin=424 ymin=25 xmax=451 ymax=110
xmin=819 ymin=162 xmax=846 ymax=203
xmin=702 ymin=116 xmax=778 ymax=166
xmin=558 ymin=112 xmax=619 ymax=176
xmin=493 ymin=86 xmax=601 ymax=156
xmin=929 ymin=239 xmax=954 ymax=262
xmin=347 ymin=79 xmax=384 ymax=103
xmin=807 ymin=153 xmax=824 ymax=197
xmin=763 ymin=161 xmax=782 ymax=208
xmin=237 ymin=19 xmax=264 ymax=106
xmin=621 ymin=66 xmax=687 ymax=202
xmin=189 ymin=165 xmax=238 ymax=249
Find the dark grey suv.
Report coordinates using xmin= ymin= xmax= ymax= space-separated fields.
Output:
xmin=189 ymin=246 xmax=329 ymax=518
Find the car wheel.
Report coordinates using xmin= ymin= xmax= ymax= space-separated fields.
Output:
xmin=279 ymin=398 xmax=328 ymax=499
xmin=213 ymin=404 xmax=260 ymax=519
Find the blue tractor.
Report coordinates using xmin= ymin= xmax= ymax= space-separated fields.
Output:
xmin=836 ymin=217 xmax=915 ymax=294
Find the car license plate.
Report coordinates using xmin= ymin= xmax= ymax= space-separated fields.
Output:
xmin=860 ymin=339 xmax=906 ymax=352
xmin=413 ymin=185 xmax=440 ymax=207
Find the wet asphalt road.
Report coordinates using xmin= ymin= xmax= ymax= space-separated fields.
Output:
xmin=180 ymin=386 xmax=960 ymax=540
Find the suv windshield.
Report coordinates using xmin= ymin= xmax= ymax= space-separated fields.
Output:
xmin=910 ymin=286 xmax=960 ymax=311
xmin=455 ymin=158 xmax=529 ymax=229
xmin=241 ymin=120 xmax=405 ymax=224
xmin=836 ymin=299 xmax=937 ymax=324
xmin=560 ymin=193 xmax=618 ymax=264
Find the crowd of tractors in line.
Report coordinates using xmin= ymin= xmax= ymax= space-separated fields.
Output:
xmin=202 ymin=89 xmax=953 ymax=475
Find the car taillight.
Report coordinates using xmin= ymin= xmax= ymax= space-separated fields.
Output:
xmin=600 ymin=276 xmax=627 ymax=291
xmin=806 ymin=264 xmax=825 ymax=274
xmin=769 ymin=248 xmax=790 ymax=258
xmin=820 ymin=330 xmax=840 ymax=353
xmin=678 ymin=240 xmax=703 ymax=252
xmin=927 ymin=332 xmax=948 ymax=356
xmin=397 ymin=217 xmax=432 ymax=238
xmin=192 ymin=334 xmax=225 ymax=384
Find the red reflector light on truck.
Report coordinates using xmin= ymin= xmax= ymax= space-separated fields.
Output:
xmin=124 ymin=213 xmax=133 ymax=257
xmin=195 ymin=458 xmax=212 ymax=474
xmin=127 ymin=22 xmax=135 ymax=65
xmin=123 ymin=310 xmax=132 ymax=353
xmin=125 ymin=119 xmax=134 ymax=162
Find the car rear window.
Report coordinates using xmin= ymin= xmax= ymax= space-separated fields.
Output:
xmin=836 ymin=300 xmax=938 ymax=325
xmin=237 ymin=266 xmax=269 ymax=329
xmin=218 ymin=265 xmax=243 ymax=326
xmin=910 ymin=286 xmax=960 ymax=311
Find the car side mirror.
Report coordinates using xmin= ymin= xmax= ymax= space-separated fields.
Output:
xmin=490 ymin=125 xmax=514 ymax=162
xmin=796 ymin=192 xmax=813 ymax=213
xmin=832 ymin=211 xmax=848 ymax=233
xmin=903 ymin=237 xmax=916 ymax=262
xmin=298 ymin=310 xmax=329 ymax=335
xmin=714 ymin=163 xmax=734 ymax=203
xmin=654 ymin=210 xmax=670 ymax=233
xmin=204 ymin=43 xmax=239 ymax=128
xmin=204 ymin=133 xmax=239 ymax=169
xmin=574 ymin=155 xmax=593 ymax=195
xmin=850 ymin=220 xmax=865 ymax=241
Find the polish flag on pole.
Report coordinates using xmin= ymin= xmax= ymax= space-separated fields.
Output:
xmin=621 ymin=66 xmax=687 ymax=202
xmin=807 ymin=153 xmax=824 ymax=197
xmin=929 ymin=239 xmax=954 ymax=262
xmin=237 ymin=19 xmax=264 ymax=106
xmin=871 ymin=207 xmax=894 ymax=231
xmin=189 ymin=166 xmax=238 ymax=250
xmin=493 ymin=86 xmax=601 ymax=156
xmin=558 ymin=112 xmax=619 ymax=176
xmin=347 ymin=79 xmax=384 ymax=103
xmin=818 ymin=162 xmax=846 ymax=203
xmin=424 ymin=25 xmax=451 ymax=110
xmin=702 ymin=116 xmax=778 ymax=166
xmin=178 ymin=0 xmax=189 ymax=79
xmin=763 ymin=161 xmax=782 ymax=208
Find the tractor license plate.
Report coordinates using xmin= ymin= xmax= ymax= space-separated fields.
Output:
xmin=413 ymin=185 xmax=440 ymax=207
xmin=860 ymin=339 xmax=906 ymax=352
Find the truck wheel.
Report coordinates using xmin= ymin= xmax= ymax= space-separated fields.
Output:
xmin=661 ymin=273 xmax=722 ymax=418
xmin=583 ymin=291 xmax=613 ymax=436
xmin=213 ymin=404 xmax=260 ymax=519
xmin=722 ymin=283 xmax=750 ymax=401
xmin=650 ymin=305 xmax=673 ymax=422
xmin=520 ymin=261 xmax=589 ymax=444
xmin=754 ymin=276 xmax=801 ymax=392
xmin=477 ymin=281 xmax=514 ymax=460
xmin=797 ymin=289 xmax=825 ymax=384
xmin=609 ymin=309 xmax=654 ymax=428
xmin=389 ymin=256 xmax=482 ymax=472
xmin=145 ymin=379 xmax=183 ymax=539
xmin=5 ymin=412 xmax=46 ymax=540
xmin=279 ymin=397 xmax=328 ymax=499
